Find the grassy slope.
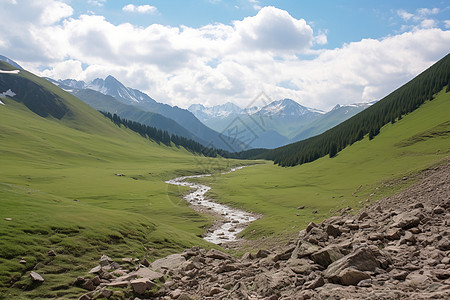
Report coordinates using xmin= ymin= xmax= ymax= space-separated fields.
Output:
xmin=198 ymin=89 xmax=450 ymax=243
xmin=0 ymin=70 xmax=245 ymax=298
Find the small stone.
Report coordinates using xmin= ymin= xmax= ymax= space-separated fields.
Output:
xmin=100 ymin=289 xmax=113 ymax=298
xmin=357 ymin=279 xmax=372 ymax=287
xmin=339 ymin=268 xmax=371 ymax=286
xmin=209 ymin=287 xmax=225 ymax=296
xmin=78 ymin=293 xmax=92 ymax=300
xmin=92 ymin=276 xmax=101 ymax=286
xmin=256 ymin=249 xmax=271 ymax=258
xmin=4 ymin=218 xmax=12 ymax=221
xmin=306 ymin=222 xmax=318 ymax=233
xmin=385 ymin=228 xmax=402 ymax=240
xmin=82 ymin=279 xmax=96 ymax=291
xmin=206 ymin=249 xmax=231 ymax=260
xmin=130 ymin=278 xmax=155 ymax=294
xmin=391 ymin=270 xmax=408 ymax=281
xmin=433 ymin=206 xmax=445 ymax=214
xmin=99 ymin=255 xmax=113 ymax=267
xmin=357 ymin=212 xmax=368 ymax=221
xmin=170 ymin=288 xmax=182 ymax=299
xmin=305 ymin=276 xmax=325 ymax=289
xmin=30 ymin=271 xmax=44 ymax=282
xmin=297 ymin=206 xmax=305 ymax=210
xmin=326 ymin=224 xmax=341 ymax=238
xmin=48 ymin=250 xmax=57 ymax=256
xmin=19 ymin=259 xmax=26 ymax=264
xmin=89 ymin=265 xmax=101 ymax=274
xmin=140 ymin=258 xmax=150 ymax=267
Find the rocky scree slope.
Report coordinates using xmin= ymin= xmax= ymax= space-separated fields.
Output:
xmin=75 ymin=160 xmax=450 ymax=300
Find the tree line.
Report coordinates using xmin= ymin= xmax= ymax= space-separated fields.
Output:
xmin=100 ymin=111 xmax=233 ymax=158
xmin=237 ymin=53 xmax=450 ymax=166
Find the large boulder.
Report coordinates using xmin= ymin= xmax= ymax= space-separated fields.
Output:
xmin=151 ymin=254 xmax=186 ymax=273
xmin=205 ymin=249 xmax=231 ymax=260
xmin=311 ymin=246 xmax=344 ymax=268
xmin=291 ymin=240 xmax=321 ymax=259
xmin=131 ymin=267 xmax=164 ymax=281
xmin=130 ymin=278 xmax=155 ymax=294
xmin=391 ymin=209 xmax=422 ymax=229
xmin=323 ymin=247 xmax=380 ymax=285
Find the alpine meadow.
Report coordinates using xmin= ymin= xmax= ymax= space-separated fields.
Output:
xmin=1 ymin=1 xmax=450 ymax=299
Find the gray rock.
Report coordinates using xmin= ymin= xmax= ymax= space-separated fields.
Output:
xmin=391 ymin=270 xmax=409 ymax=281
xmin=89 ymin=265 xmax=101 ymax=274
xmin=30 ymin=271 xmax=44 ymax=282
xmin=324 ymin=247 xmax=379 ymax=284
xmin=311 ymin=246 xmax=344 ymax=268
xmin=385 ymin=228 xmax=402 ymax=240
xmin=206 ymin=249 xmax=231 ymax=260
xmin=306 ymin=222 xmax=318 ymax=233
xmin=326 ymin=224 xmax=341 ymax=238
xmin=291 ymin=240 xmax=321 ymax=259
xmin=151 ymin=254 xmax=186 ymax=272
xmin=132 ymin=268 xmax=164 ymax=281
xmin=305 ymin=276 xmax=325 ymax=289
xmin=256 ymin=249 xmax=271 ymax=258
xmin=99 ymin=255 xmax=113 ymax=267
xmin=130 ymin=278 xmax=155 ymax=294
xmin=391 ymin=210 xmax=422 ymax=229
xmin=433 ymin=206 xmax=445 ymax=214
xmin=339 ymin=268 xmax=371 ymax=286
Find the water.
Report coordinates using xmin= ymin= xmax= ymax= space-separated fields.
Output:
xmin=165 ymin=166 xmax=258 ymax=244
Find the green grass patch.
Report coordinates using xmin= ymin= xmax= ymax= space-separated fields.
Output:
xmin=198 ymin=89 xmax=450 ymax=242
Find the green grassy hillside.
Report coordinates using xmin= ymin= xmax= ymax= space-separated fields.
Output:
xmin=244 ymin=53 xmax=450 ymax=166
xmin=0 ymin=64 xmax=245 ymax=298
xmin=196 ymin=88 xmax=450 ymax=245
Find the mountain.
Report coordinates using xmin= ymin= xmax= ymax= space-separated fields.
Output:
xmin=188 ymin=98 xmax=373 ymax=149
xmin=291 ymin=102 xmax=373 ymax=141
xmin=241 ymin=53 xmax=450 ymax=166
xmin=0 ymin=55 xmax=23 ymax=69
xmin=72 ymin=89 xmax=203 ymax=143
xmin=0 ymin=60 xmax=243 ymax=298
xmin=50 ymin=76 xmax=244 ymax=152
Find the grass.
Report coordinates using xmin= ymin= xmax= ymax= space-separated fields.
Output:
xmin=195 ymin=89 xmax=450 ymax=246
xmin=1 ymin=64 xmax=449 ymax=298
xmin=0 ymin=84 xmax=246 ymax=298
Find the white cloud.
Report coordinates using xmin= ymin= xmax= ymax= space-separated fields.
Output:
xmin=122 ymin=4 xmax=158 ymax=14
xmin=233 ymin=6 xmax=314 ymax=53
xmin=40 ymin=0 xmax=73 ymax=25
xmin=397 ymin=9 xmax=414 ymax=21
xmin=1 ymin=2 xmax=449 ymax=112
xmin=445 ymin=20 xmax=450 ymax=28
xmin=397 ymin=7 xmax=441 ymax=30
xmin=88 ymin=0 xmax=106 ymax=7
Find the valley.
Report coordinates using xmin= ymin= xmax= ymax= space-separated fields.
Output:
xmin=0 ymin=44 xmax=449 ymax=300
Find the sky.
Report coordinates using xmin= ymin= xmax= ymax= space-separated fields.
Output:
xmin=0 ymin=0 xmax=449 ymax=111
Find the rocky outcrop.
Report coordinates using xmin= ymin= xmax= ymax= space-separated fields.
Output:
xmin=75 ymin=161 xmax=450 ymax=299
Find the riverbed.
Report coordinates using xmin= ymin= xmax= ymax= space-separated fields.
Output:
xmin=165 ymin=166 xmax=259 ymax=244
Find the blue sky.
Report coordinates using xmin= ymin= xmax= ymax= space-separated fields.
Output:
xmin=0 ymin=0 xmax=449 ymax=110
xmin=73 ymin=0 xmax=450 ymax=48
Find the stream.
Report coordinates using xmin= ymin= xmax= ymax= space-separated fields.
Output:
xmin=165 ymin=166 xmax=259 ymax=244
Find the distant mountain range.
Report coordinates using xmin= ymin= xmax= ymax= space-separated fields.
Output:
xmin=0 ymin=55 xmax=373 ymax=150
xmin=189 ymin=99 xmax=373 ymax=148
xmin=47 ymin=76 xmax=245 ymax=152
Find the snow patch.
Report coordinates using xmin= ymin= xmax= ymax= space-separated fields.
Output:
xmin=0 ymin=89 xmax=16 ymax=99
xmin=0 ymin=69 xmax=20 ymax=74
xmin=0 ymin=100 xmax=4 ymax=105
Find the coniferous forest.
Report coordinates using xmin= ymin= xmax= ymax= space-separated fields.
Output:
xmin=100 ymin=111 xmax=231 ymax=158
xmin=237 ymin=53 xmax=450 ymax=166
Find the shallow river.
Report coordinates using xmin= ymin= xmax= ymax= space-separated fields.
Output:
xmin=165 ymin=166 xmax=258 ymax=244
